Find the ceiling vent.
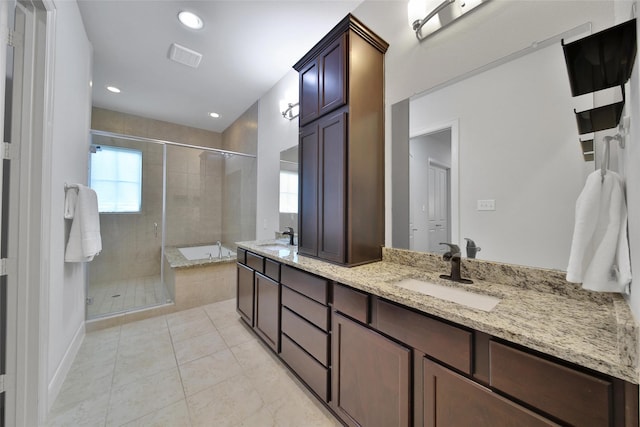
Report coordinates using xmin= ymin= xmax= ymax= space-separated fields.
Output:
xmin=168 ymin=43 xmax=203 ymax=68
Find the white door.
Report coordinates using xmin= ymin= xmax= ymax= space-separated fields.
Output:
xmin=427 ymin=162 xmax=450 ymax=253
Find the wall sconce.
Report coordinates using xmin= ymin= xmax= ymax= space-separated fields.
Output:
xmin=281 ymin=102 xmax=299 ymax=120
xmin=408 ymin=0 xmax=490 ymax=42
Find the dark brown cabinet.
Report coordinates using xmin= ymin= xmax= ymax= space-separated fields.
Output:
xmin=294 ymin=14 xmax=388 ymax=266
xmin=236 ymin=263 xmax=254 ymax=326
xmin=237 ymin=255 xmax=640 ymax=427
xmin=237 ymin=254 xmax=279 ymax=352
xmin=254 ymin=272 xmax=280 ymax=352
xmin=299 ymin=110 xmax=347 ymax=262
xmin=279 ymin=265 xmax=331 ymax=402
xmin=423 ymin=358 xmax=557 ymax=427
xmin=489 ymin=341 xmax=614 ymax=426
xmin=332 ymin=312 xmax=411 ymax=427
xmin=299 ymin=34 xmax=347 ymax=126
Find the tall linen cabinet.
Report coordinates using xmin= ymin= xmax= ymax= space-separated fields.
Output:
xmin=294 ymin=14 xmax=388 ymax=266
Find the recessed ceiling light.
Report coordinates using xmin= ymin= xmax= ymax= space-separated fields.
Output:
xmin=178 ymin=11 xmax=204 ymax=30
xmin=209 ymin=112 xmax=220 ymax=118
xmin=106 ymin=85 xmax=121 ymax=93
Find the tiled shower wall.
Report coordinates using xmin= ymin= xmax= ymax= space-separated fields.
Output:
xmin=164 ymin=146 xmax=223 ymax=247
xmin=89 ymin=108 xmax=257 ymax=284
xmin=87 ymin=136 xmax=164 ymax=283
xmin=222 ymin=102 xmax=258 ymax=248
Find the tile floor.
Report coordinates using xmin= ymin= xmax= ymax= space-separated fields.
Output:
xmin=47 ymin=298 xmax=341 ymax=427
xmin=87 ymin=275 xmax=170 ymax=319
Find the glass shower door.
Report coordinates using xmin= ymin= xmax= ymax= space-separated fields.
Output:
xmin=86 ymin=134 xmax=169 ymax=319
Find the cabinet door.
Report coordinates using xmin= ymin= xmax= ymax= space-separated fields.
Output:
xmin=299 ymin=59 xmax=320 ymax=126
xmin=332 ymin=312 xmax=411 ymax=427
xmin=298 ymin=123 xmax=319 ymax=257
xmin=318 ymin=110 xmax=347 ymax=263
xmin=319 ymin=34 xmax=347 ymax=117
xmin=254 ymin=273 xmax=280 ymax=352
xmin=423 ymin=358 xmax=558 ymax=427
xmin=236 ymin=263 xmax=254 ymax=326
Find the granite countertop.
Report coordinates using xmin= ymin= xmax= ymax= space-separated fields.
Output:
xmin=237 ymin=240 xmax=639 ymax=384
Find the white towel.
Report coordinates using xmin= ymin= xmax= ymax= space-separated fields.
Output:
xmin=566 ymin=170 xmax=631 ymax=293
xmin=65 ymin=184 xmax=102 ymax=262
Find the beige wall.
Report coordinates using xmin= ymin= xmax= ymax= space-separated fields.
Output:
xmin=222 ymin=101 xmax=258 ymax=154
xmin=222 ymin=102 xmax=259 ymax=247
xmin=92 ymin=107 xmax=223 ymax=148
xmin=89 ymin=107 xmax=256 ymax=282
xmin=87 ymin=135 xmax=165 ymax=283
xmin=165 ymin=146 xmax=224 ymax=247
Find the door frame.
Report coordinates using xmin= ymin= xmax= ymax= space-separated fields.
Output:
xmin=2 ymin=0 xmax=56 ymax=425
xmin=409 ymin=119 xmax=459 ymax=248
xmin=427 ymin=157 xmax=451 ymax=252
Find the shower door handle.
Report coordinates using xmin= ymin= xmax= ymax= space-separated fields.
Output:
xmin=154 ymin=222 xmax=158 ymax=238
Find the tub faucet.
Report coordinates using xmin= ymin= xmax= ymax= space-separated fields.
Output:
xmin=216 ymin=240 xmax=222 ymax=259
xmin=282 ymin=227 xmax=295 ymax=246
xmin=439 ymin=243 xmax=473 ymax=284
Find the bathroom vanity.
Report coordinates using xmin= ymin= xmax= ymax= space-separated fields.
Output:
xmin=236 ymin=240 xmax=639 ymax=427
xmin=237 ymin=242 xmax=638 ymax=427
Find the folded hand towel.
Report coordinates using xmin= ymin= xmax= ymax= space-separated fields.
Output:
xmin=566 ymin=170 xmax=631 ymax=293
xmin=65 ymin=184 xmax=102 ymax=262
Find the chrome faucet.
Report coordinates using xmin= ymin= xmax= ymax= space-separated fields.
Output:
xmin=282 ymin=227 xmax=295 ymax=246
xmin=216 ymin=240 xmax=222 ymax=259
xmin=439 ymin=243 xmax=473 ymax=284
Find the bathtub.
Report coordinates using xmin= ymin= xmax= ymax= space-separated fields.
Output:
xmin=164 ymin=244 xmax=237 ymax=311
xmin=178 ymin=244 xmax=236 ymax=261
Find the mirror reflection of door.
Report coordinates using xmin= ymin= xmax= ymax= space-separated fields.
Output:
xmin=410 ymin=129 xmax=451 ymax=254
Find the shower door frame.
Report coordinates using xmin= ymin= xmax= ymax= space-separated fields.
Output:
xmin=86 ymin=129 xmax=257 ymax=320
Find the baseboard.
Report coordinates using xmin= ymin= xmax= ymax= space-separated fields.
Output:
xmin=47 ymin=320 xmax=85 ymax=412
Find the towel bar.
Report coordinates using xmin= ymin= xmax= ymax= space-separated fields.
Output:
xmin=64 ymin=183 xmax=80 ymax=192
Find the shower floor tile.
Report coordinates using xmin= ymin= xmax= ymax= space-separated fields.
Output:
xmin=88 ymin=275 xmax=169 ymax=319
xmin=46 ymin=298 xmax=341 ymax=427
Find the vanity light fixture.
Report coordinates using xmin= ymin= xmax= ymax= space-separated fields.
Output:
xmin=106 ymin=85 xmax=121 ymax=93
xmin=178 ymin=11 xmax=204 ymax=30
xmin=281 ymin=102 xmax=299 ymax=120
xmin=209 ymin=112 xmax=220 ymax=118
xmin=408 ymin=0 xmax=490 ymax=42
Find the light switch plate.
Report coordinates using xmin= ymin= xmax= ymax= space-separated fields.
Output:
xmin=477 ymin=199 xmax=496 ymax=211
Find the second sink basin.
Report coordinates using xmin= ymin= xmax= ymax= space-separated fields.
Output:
xmin=394 ymin=278 xmax=500 ymax=312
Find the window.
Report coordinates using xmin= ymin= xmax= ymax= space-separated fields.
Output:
xmin=279 ymin=171 xmax=298 ymax=213
xmin=90 ymin=145 xmax=142 ymax=213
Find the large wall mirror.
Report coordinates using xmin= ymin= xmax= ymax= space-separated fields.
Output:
xmin=392 ymin=24 xmax=612 ymax=271
xmin=279 ymin=145 xmax=299 ymax=233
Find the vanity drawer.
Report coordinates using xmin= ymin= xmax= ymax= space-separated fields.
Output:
xmin=264 ymin=258 xmax=280 ymax=282
xmin=246 ymin=252 xmax=264 ymax=274
xmin=282 ymin=285 xmax=329 ymax=332
xmin=333 ymin=283 xmax=369 ymax=324
xmin=281 ymin=265 xmax=329 ymax=304
xmin=375 ymin=298 xmax=472 ymax=374
xmin=236 ymin=248 xmax=247 ymax=265
xmin=281 ymin=334 xmax=330 ymax=402
xmin=282 ymin=307 xmax=330 ymax=367
xmin=489 ymin=341 xmax=612 ymax=427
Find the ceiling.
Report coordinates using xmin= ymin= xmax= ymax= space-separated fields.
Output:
xmin=77 ymin=0 xmax=363 ymax=133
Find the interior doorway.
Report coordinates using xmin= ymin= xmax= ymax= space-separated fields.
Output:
xmin=409 ymin=129 xmax=452 ymax=254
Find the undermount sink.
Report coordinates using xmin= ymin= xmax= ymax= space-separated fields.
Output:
xmin=257 ymin=242 xmax=291 ymax=251
xmin=394 ymin=278 xmax=501 ymax=312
